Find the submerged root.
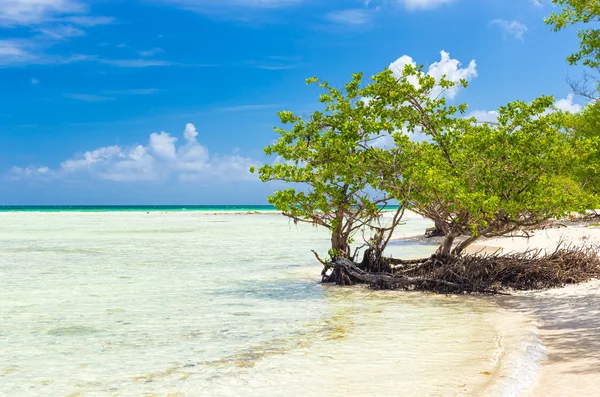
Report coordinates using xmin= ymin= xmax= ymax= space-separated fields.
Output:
xmin=322 ymin=246 xmax=600 ymax=294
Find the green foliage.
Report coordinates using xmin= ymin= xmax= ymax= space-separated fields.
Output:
xmin=545 ymin=0 xmax=600 ymax=68
xmin=404 ymin=95 xmax=592 ymax=254
xmin=253 ymin=71 xmax=404 ymax=258
xmin=566 ymin=100 xmax=600 ymax=195
xmin=256 ymin=60 xmax=593 ymax=260
xmin=253 ymin=64 xmax=470 ymax=259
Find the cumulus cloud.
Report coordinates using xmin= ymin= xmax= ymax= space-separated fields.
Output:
xmin=465 ymin=95 xmax=583 ymax=125
xmin=9 ymin=165 xmax=54 ymax=180
xmin=389 ymin=50 xmax=477 ymax=99
xmin=11 ymin=123 xmax=258 ymax=183
xmin=149 ymin=132 xmax=178 ymax=160
xmin=554 ymin=94 xmax=583 ymax=113
xmin=465 ymin=110 xmax=500 ymax=123
xmin=183 ymin=123 xmax=199 ymax=141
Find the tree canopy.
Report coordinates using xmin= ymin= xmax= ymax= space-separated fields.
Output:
xmin=253 ymin=71 xmax=413 ymax=263
xmin=255 ymin=63 xmax=592 ymax=265
xmin=404 ymin=96 xmax=591 ymax=255
xmin=566 ymin=100 xmax=600 ymax=196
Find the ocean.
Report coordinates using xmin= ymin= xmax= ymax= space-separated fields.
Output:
xmin=0 ymin=210 xmax=543 ymax=396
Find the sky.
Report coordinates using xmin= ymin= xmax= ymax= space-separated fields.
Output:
xmin=0 ymin=0 xmax=587 ymax=205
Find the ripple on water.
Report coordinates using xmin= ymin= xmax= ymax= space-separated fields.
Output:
xmin=0 ymin=212 xmax=539 ymax=396
xmin=47 ymin=326 xmax=100 ymax=336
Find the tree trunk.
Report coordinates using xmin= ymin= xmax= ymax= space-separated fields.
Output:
xmin=452 ymin=236 xmax=479 ymax=256
xmin=425 ymin=220 xmax=447 ymax=238
xmin=439 ymin=235 xmax=455 ymax=256
xmin=331 ymin=231 xmax=349 ymax=258
xmin=358 ymin=247 xmax=390 ymax=273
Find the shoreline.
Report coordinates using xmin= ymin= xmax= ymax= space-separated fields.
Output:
xmin=3 ymin=210 xmax=598 ymax=394
xmin=390 ymin=212 xmax=600 ymax=395
xmin=467 ymin=223 xmax=600 ymax=396
xmin=499 ymin=279 xmax=600 ymax=396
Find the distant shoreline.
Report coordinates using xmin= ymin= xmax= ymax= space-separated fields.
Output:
xmin=0 ymin=205 xmax=403 ymax=214
xmin=0 ymin=205 xmax=279 ymax=213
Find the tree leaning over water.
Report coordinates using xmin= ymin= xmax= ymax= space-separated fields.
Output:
xmin=254 ymin=62 xmax=596 ymax=291
xmin=252 ymin=71 xmax=414 ymax=271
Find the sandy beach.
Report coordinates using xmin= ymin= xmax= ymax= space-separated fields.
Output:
xmin=477 ymin=224 xmax=600 ymax=396
xmin=390 ymin=212 xmax=600 ymax=396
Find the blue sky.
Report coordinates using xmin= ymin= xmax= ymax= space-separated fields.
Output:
xmin=0 ymin=0 xmax=586 ymax=204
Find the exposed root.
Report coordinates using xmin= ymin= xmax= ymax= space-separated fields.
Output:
xmin=322 ymin=246 xmax=600 ymax=294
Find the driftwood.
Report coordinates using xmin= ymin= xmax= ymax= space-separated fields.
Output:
xmin=322 ymin=246 xmax=600 ymax=294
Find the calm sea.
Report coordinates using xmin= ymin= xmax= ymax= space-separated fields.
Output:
xmin=0 ymin=205 xmax=278 ymax=213
xmin=0 ymin=211 xmax=543 ymax=396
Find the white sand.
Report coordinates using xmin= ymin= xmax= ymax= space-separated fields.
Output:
xmin=473 ymin=223 xmax=600 ymax=396
xmin=392 ymin=216 xmax=600 ymax=395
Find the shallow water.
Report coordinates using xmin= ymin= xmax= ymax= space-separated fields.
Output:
xmin=0 ymin=212 xmax=541 ymax=396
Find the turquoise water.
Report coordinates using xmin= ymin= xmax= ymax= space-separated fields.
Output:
xmin=0 ymin=212 xmax=541 ymax=396
xmin=0 ymin=205 xmax=403 ymax=213
xmin=0 ymin=205 xmax=278 ymax=213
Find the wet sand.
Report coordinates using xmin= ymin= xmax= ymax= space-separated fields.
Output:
xmin=477 ymin=224 xmax=600 ymax=396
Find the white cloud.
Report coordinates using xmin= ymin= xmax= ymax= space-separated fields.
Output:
xmin=0 ymin=46 xmax=176 ymax=68
xmin=0 ymin=2 xmax=127 ymax=68
xmin=62 ymin=16 xmax=115 ymax=26
xmin=0 ymin=40 xmax=34 ymax=65
xmin=103 ymin=88 xmax=160 ymax=95
xmin=96 ymin=58 xmax=174 ymax=67
xmin=466 ymin=110 xmax=500 ymax=123
xmin=490 ymin=19 xmax=528 ymax=41
xmin=64 ymin=93 xmax=115 ymax=102
xmin=138 ymin=48 xmax=164 ymax=57
xmin=0 ymin=39 xmax=93 ymax=66
xmin=153 ymin=0 xmax=303 ymax=17
xmin=402 ymin=0 xmax=453 ymax=10
xmin=0 ymin=45 xmax=178 ymax=67
xmin=369 ymin=132 xmax=395 ymax=149
xmin=427 ymin=51 xmax=477 ymax=94
xmin=37 ymin=24 xmax=85 ymax=40
xmin=0 ymin=0 xmax=85 ymax=26
xmin=183 ymin=123 xmax=199 ymax=141
xmin=149 ymin=132 xmax=178 ymax=160
xmin=157 ymin=0 xmax=302 ymax=8
xmin=389 ymin=50 xmax=477 ymax=99
xmin=554 ymin=94 xmax=583 ymax=113
xmin=9 ymin=165 xmax=55 ymax=180
xmin=60 ymin=144 xmax=159 ymax=182
xmin=465 ymin=95 xmax=583 ymax=125
xmin=244 ymin=58 xmax=298 ymax=70
xmin=11 ymin=123 xmax=258 ymax=183
xmin=326 ymin=9 xmax=371 ymax=25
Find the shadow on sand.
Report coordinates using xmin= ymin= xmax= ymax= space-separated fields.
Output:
xmin=502 ymin=285 xmax=600 ymax=376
